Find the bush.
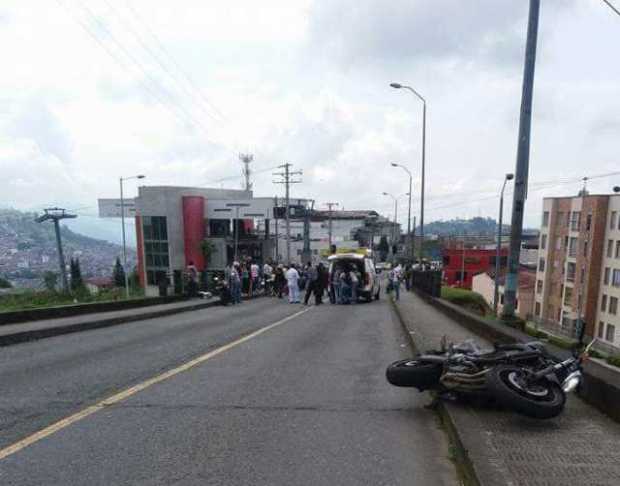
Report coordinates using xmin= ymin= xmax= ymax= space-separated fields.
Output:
xmin=606 ymin=355 xmax=620 ymax=368
xmin=441 ymin=287 xmax=491 ymax=316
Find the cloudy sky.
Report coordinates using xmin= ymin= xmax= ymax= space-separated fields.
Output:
xmin=1 ymin=0 xmax=620 ymax=244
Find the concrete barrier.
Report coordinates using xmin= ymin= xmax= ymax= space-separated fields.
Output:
xmin=0 ymin=295 xmax=188 ymax=326
xmin=417 ymin=290 xmax=620 ymax=423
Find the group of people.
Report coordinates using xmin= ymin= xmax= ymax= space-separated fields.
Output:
xmin=330 ymin=265 xmax=362 ymax=305
xmin=224 ymin=259 xmax=265 ymax=305
xmin=269 ymin=262 xmax=329 ymax=305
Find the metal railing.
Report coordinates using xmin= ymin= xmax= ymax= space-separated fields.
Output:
xmin=410 ymin=270 xmax=442 ymax=297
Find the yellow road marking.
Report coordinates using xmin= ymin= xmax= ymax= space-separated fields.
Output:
xmin=0 ymin=308 xmax=310 ymax=460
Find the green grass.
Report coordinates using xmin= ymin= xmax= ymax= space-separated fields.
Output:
xmin=0 ymin=287 xmax=145 ymax=313
xmin=440 ymin=287 xmax=491 ymax=316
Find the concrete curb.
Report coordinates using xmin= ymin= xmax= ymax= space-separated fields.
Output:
xmin=390 ymin=296 xmax=482 ymax=486
xmin=0 ymin=299 xmax=223 ymax=347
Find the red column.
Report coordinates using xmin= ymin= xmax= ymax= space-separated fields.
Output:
xmin=135 ymin=215 xmax=146 ymax=288
xmin=182 ymin=196 xmax=206 ymax=270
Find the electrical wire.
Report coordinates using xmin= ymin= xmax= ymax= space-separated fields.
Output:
xmin=122 ymin=0 xmax=227 ymax=121
xmin=602 ymin=0 xmax=620 ymax=17
xmin=101 ymin=0 xmax=224 ymax=124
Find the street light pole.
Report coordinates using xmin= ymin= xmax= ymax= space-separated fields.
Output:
xmin=120 ymin=174 xmax=145 ymax=299
xmin=494 ymin=173 xmax=514 ymax=315
xmin=391 ymin=163 xmax=413 ymax=260
xmin=503 ymin=0 xmax=540 ymax=319
xmin=390 ymin=82 xmax=426 ymax=262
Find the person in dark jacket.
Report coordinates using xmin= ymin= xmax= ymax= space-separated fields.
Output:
xmin=315 ymin=262 xmax=327 ymax=305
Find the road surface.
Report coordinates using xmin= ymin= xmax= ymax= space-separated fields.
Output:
xmin=0 ymin=297 xmax=456 ymax=485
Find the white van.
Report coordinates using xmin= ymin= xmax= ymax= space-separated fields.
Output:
xmin=327 ymin=252 xmax=380 ymax=303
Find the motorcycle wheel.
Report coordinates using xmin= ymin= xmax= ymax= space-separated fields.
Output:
xmin=386 ymin=359 xmax=443 ymax=390
xmin=486 ymin=365 xmax=566 ymax=419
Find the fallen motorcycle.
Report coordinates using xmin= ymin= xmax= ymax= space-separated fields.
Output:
xmin=386 ymin=338 xmax=595 ymax=419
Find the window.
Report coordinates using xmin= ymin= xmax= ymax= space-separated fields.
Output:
xmin=563 ymin=287 xmax=573 ymax=307
xmin=542 ymin=211 xmax=549 ymax=227
xmin=604 ymin=267 xmax=610 ymax=286
xmin=536 ymin=280 xmax=543 ymax=294
xmin=601 ymin=294 xmax=608 ymax=312
xmin=606 ymin=324 xmax=616 ymax=343
xmin=564 ymin=236 xmax=569 ymax=249
xmin=598 ymin=322 xmax=605 ymax=339
xmin=557 ymin=212 xmax=564 ymax=227
xmin=566 ymin=262 xmax=576 ymax=281
xmin=613 ymin=269 xmax=620 ymax=287
xmin=540 ymin=234 xmax=547 ymax=250
xmin=535 ymin=302 xmax=541 ymax=316
xmin=568 ymin=237 xmax=578 ymax=257
xmin=143 ymin=216 xmax=169 ymax=285
xmin=500 ymin=294 xmax=504 ymax=304
xmin=584 ymin=240 xmax=588 ymax=257
xmin=570 ymin=211 xmax=580 ymax=231
xmin=586 ymin=213 xmax=592 ymax=231
xmin=608 ymin=240 xmax=614 ymax=258
xmin=612 ymin=211 xmax=618 ymax=230
xmin=555 ymin=237 xmax=562 ymax=251
xmin=609 ymin=296 xmax=618 ymax=315
xmin=616 ymin=241 xmax=620 ymax=259
xmin=538 ymin=257 xmax=545 ymax=272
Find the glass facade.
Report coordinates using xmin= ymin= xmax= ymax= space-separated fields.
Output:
xmin=143 ymin=216 xmax=169 ymax=285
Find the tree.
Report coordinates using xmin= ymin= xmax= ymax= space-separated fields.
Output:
xmin=43 ymin=271 xmax=58 ymax=292
xmin=200 ymin=239 xmax=217 ymax=266
xmin=0 ymin=276 xmax=12 ymax=289
xmin=70 ymin=258 xmax=84 ymax=292
xmin=113 ymin=257 xmax=126 ymax=287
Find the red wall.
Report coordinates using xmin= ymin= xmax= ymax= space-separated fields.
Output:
xmin=442 ymin=248 xmax=508 ymax=289
xmin=135 ymin=215 xmax=146 ymax=288
xmin=182 ymin=196 xmax=206 ymax=270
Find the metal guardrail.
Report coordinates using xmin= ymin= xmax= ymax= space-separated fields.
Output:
xmin=410 ymin=270 xmax=442 ymax=298
xmin=532 ymin=317 xmax=579 ymax=340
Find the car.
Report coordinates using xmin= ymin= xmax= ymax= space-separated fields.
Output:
xmin=327 ymin=251 xmax=380 ymax=303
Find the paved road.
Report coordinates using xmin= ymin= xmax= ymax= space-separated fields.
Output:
xmin=0 ymin=297 xmax=456 ymax=485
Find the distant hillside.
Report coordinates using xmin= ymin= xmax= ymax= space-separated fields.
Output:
xmin=0 ymin=208 xmax=135 ymax=288
xmin=419 ymin=217 xmax=537 ymax=237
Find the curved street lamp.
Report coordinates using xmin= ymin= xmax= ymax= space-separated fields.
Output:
xmin=120 ymin=174 xmax=146 ymax=298
xmin=493 ymin=173 xmax=514 ymax=315
xmin=391 ymin=82 xmax=426 ymax=261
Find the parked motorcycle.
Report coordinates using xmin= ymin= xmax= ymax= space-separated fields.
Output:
xmin=386 ymin=338 xmax=595 ymax=419
xmin=212 ymin=276 xmax=231 ymax=305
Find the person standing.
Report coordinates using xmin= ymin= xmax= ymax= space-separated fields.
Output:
xmin=331 ymin=267 xmax=341 ymax=304
xmin=250 ymin=260 xmax=260 ymax=296
xmin=303 ymin=263 xmax=318 ymax=306
xmin=316 ymin=262 xmax=327 ymax=305
xmin=274 ymin=265 xmax=285 ymax=298
xmin=286 ymin=264 xmax=301 ymax=303
xmin=230 ymin=263 xmax=242 ymax=304
xmin=390 ymin=266 xmax=401 ymax=301
xmin=186 ymin=261 xmax=199 ymax=297
xmin=350 ymin=269 xmax=359 ymax=304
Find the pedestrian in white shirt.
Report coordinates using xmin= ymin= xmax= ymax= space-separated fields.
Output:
xmin=285 ymin=264 xmax=301 ymax=303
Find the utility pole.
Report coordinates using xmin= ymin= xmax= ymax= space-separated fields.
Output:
xmin=575 ymin=177 xmax=589 ymax=343
xmin=240 ymin=153 xmax=253 ymax=192
xmin=302 ymin=200 xmax=315 ymax=264
xmin=35 ymin=208 xmax=77 ymax=293
xmin=324 ymin=202 xmax=339 ymax=248
xmin=274 ymin=195 xmax=279 ymax=261
xmin=273 ymin=163 xmax=302 ymax=263
xmin=503 ymin=0 xmax=540 ymax=319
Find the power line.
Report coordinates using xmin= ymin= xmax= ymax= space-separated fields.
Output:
xmin=59 ymin=0 xmax=216 ymax=145
xmin=602 ymin=0 xmax=620 ymax=17
xmin=101 ymin=0 xmax=223 ymax=124
xmin=273 ymin=163 xmax=302 ymax=262
xmin=122 ymin=0 xmax=227 ymax=121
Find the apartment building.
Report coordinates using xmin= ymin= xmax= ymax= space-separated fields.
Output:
xmin=535 ymin=193 xmax=620 ymax=352
xmin=595 ymin=195 xmax=620 ymax=353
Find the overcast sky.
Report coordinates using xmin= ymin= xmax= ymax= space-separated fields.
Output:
xmin=2 ymin=0 xmax=620 ymax=243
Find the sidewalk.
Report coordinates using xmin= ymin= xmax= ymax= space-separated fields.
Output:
xmin=0 ymin=298 xmax=220 ymax=346
xmin=394 ymin=290 xmax=620 ymax=486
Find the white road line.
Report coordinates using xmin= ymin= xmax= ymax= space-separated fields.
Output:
xmin=0 ymin=307 xmax=311 ymax=460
